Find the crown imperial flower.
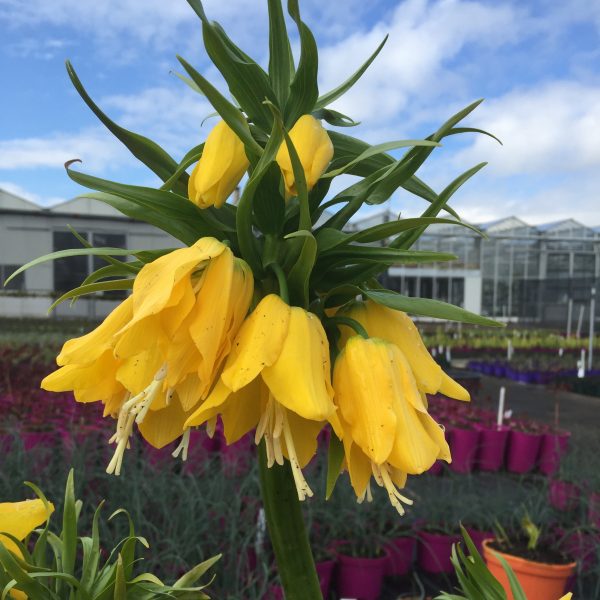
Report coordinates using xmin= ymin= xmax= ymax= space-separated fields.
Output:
xmin=275 ymin=114 xmax=333 ymax=196
xmin=188 ymin=120 xmax=249 ymax=208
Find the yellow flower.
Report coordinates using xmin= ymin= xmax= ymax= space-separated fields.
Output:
xmin=275 ymin=114 xmax=333 ymax=196
xmin=42 ymin=237 xmax=254 ymax=474
xmin=0 ymin=498 xmax=54 ymax=557
xmin=188 ymin=120 xmax=249 ymax=209
xmin=338 ymin=300 xmax=470 ymax=400
xmin=333 ymin=336 xmax=450 ymax=514
xmin=185 ymin=294 xmax=341 ymax=500
xmin=559 ymin=594 xmax=573 ymax=600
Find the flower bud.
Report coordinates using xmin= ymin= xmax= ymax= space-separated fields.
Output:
xmin=188 ymin=120 xmax=249 ymax=209
xmin=276 ymin=114 xmax=333 ymax=196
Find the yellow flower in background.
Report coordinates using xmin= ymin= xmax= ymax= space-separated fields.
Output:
xmin=185 ymin=294 xmax=341 ymax=500
xmin=333 ymin=336 xmax=450 ymax=514
xmin=337 ymin=300 xmax=470 ymax=401
xmin=0 ymin=498 xmax=54 ymax=557
xmin=42 ymin=237 xmax=254 ymax=475
xmin=559 ymin=594 xmax=573 ymax=600
xmin=276 ymin=114 xmax=333 ymax=196
xmin=188 ymin=120 xmax=249 ymax=209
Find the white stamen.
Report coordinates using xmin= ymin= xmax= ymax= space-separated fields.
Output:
xmin=172 ymin=428 xmax=191 ymax=461
xmin=106 ymin=365 xmax=167 ymax=476
xmin=206 ymin=417 xmax=217 ymax=439
xmin=281 ymin=410 xmax=313 ymax=501
xmin=372 ymin=463 xmax=413 ymax=516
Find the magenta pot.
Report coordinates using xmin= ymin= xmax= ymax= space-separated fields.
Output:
xmin=316 ymin=559 xmax=335 ymax=598
xmin=538 ymin=431 xmax=571 ymax=475
xmin=385 ymin=536 xmax=416 ymax=577
xmin=549 ymin=480 xmax=580 ymax=511
xmin=417 ymin=531 xmax=459 ymax=574
xmin=21 ymin=430 xmax=56 ymax=450
xmin=465 ymin=528 xmax=494 ymax=554
xmin=588 ymin=492 xmax=600 ymax=529
xmin=448 ymin=428 xmax=480 ymax=473
xmin=505 ymin=430 xmax=542 ymax=474
xmin=559 ymin=530 xmax=599 ymax=572
xmin=427 ymin=460 xmax=444 ymax=476
xmin=476 ymin=425 xmax=509 ymax=472
xmin=336 ymin=551 xmax=388 ymax=600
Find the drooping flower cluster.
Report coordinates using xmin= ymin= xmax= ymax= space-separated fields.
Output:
xmin=21 ymin=0 xmax=500 ymax=518
xmin=43 ymin=237 xmax=254 ymax=474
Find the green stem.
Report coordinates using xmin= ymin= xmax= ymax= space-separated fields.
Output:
xmin=268 ymin=262 xmax=290 ymax=304
xmin=325 ymin=315 xmax=369 ymax=339
xmin=258 ymin=445 xmax=321 ymax=599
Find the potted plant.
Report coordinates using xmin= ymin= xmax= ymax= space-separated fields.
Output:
xmin=539 ymin=428 xmax=571 ymax=476
xmin=448 ymin=420 xmax=480 ymax=474
xmin=483 ymin=514 xmax=576 ymax=598
xmin=549 ymin=479 xmax=581 ymax=512
xmin=333 ymin=505 xmax=389 ymax=600
xmin=505 ymin=420 xmax=544 ymax=474
xmin=476 ymin=421 xmax=510 ymax=472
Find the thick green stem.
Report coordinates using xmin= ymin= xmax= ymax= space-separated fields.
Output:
xmin=258 ymin=445 xmax=321 ymax=599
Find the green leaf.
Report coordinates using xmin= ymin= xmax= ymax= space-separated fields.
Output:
xmin=176 ymin=55 xmax=263 ymax=159
xmin=5 ymin=247 xmax=141 ymax=287
xmin=66 ymin=61 xmax=188 ymax=197
xmin=286 ymin=231 xmax=317 ymax=308
xmin=315 ymin=35 xmax=388 ymax=109
xmin=236 ymin=111 xmax=285 ymax=273
xmin=0 ymin=543 xmax=51 ymax=600
xmin=172 ymin=555 xmax=221 ymax=589
xmin=65 ymin=163 xmax=230 ymax=240
xmin=284 ymin=0 xmax=319 ymax=126
xmin=198 ymin=15 xmax=279 ymax=132
xmin=392 ymin=162 xmax=487 ymax=249
xmin=113 ymin=555 xmax=127 ymax=600
xmin=252 ymin=163 xmax=286 ymax=235
xmin=268 ymin=0 xmax=294 ymax=106
xmin=447 ymin=126 xmax=503 ymax=146
xmin=316 ymin=217 xmax=483 ymax=253
xmin=61 ymin=470 xmax=77 ymax=579
xmin=48 ymin=280 xmax=134 ymax=313
xmin=312 ymin=108 xmax=359 ymax=127
xmin=80 ymin=501 xmax=104 ymax=592
xmin=80 ymin=263 xmax=141 ymax=288
xmin=325 ymin=434 xmax=344 ymax=500
xmin=363 ymin=289 xmax=504 ymax=327
xmin=323 ymin=139 xmax=440 ymax=178
xmin=171 ymin=69 xmax=204 ymax=94
xmin=159 ymin=144 xmax=203 ymax=192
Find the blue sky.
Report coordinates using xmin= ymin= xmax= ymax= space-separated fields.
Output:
xmin=1 ymin=0 xmax=599 ymax=224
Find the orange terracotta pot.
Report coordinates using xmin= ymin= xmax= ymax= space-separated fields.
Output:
xmin=482 ymin=540 xmax=576 ymax=600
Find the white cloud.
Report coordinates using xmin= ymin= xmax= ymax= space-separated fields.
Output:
xmin=452 ymin=81 xmax=600 ymax=176
xmin=6 ymin=37 xmax=71 ymax=60
xmin=0 ymin=0 xmax=267 ymax=55
xmin=318 ymin=0 xmax=523 ymax=125
xmin=0 ymin=128 xmax=128 ymax=171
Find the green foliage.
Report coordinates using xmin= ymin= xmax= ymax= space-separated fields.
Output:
xmin=434 ymin=526 xmax=527 ymax=600
xmin=5 ymin=0 xmax=501 ymax=333
xmin=0 ymin=470 xmax=219 ymax=599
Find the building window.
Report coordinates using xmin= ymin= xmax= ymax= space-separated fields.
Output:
xmin=53 ymin=231 xmax=89 ymax=293
xmin=0 ymin=265 xmax=25 ymax=291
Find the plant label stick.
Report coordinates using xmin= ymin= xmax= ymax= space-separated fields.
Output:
xmin=497 ymin=386 xmax=506 ymax=428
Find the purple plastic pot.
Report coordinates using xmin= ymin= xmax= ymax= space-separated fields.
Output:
xmin=427 ymin=460 xmax=444 ymax=476
xmin=549 ymin=480 xmax=580 ymax=511
xmin=465 ymin=528 xmax=494 ymax=554
xmin=21 ymin=430 xmax=55 ymax=450
xmin=448 ymin=428 xmax=480 ymax=473
xmin=476 ymin=426 xmax=509 ymax=472
xmin=588 ymin=492 xmax=600 ymax=529
xmin=336 ymin=551 xmax=388 ymax=600
xmin=417 ymin=531 xmax=459 ymax=574
xmin=316 ymin=560 xmax=335 ymax=598
xmin=505 ymin=430 xmax=542 ymax=474
xmin=538 ymin=431 xmax=571 ymax=475
xmin=559 ymin=530 xmax=600 ymax=572
xmin=385 ymin=536 xmax=416 ymax=577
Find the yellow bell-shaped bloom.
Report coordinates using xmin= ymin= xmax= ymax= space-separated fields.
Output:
xmin=185 ymin=294 xmax=341 ymax=500
xmin=275 ymin=114 xmax=333 ymax=196
xmin=337 ymin=300 xmax=470 ymax=400
xmin=333 ymin=336 xmax=450 ymax=514
xmin=0 ymin=498 xmax=54 ymax=557
xmin=188 ymin=120 xmax=249 ymax=209
xmin=42 ymin=237 xmax=254 ymax=475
